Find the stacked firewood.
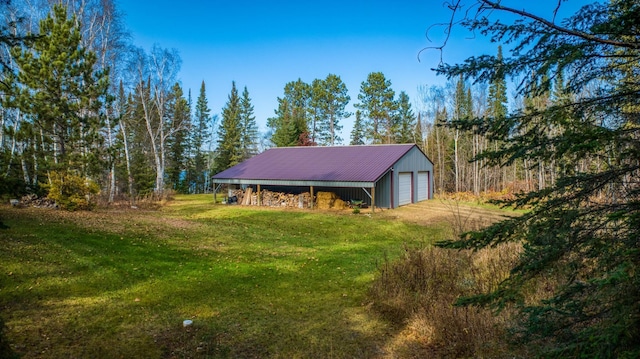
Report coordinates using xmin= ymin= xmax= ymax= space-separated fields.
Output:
xmin=17 ymin=194 xmax=58 ymax=208
xmin=260 ymin=190 xmax=313 ymax=208
xmin=230 ymin=189 xmax=245 ymax=204
xmin=228 ymin=189 xmax=315 ymax=208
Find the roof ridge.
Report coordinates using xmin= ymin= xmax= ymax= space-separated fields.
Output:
xmin=270 ymin=143 xmax=415 ymax=150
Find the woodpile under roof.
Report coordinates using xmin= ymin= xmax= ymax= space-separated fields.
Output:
xmin=229 ymin=189 xmax=349 ymax=210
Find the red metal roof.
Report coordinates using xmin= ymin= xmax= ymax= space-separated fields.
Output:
xmin=212 ymin=144 xmax=417 ymax=183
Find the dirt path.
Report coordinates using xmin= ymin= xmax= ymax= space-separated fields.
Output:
xmin=377 ymin=198 xmax=513 ymax=229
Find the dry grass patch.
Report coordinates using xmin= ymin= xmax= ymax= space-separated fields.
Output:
xmin=369 ymin=243 xmax=523 ymax=358
xmin=369 ymin=197 xmax=526 ymax=358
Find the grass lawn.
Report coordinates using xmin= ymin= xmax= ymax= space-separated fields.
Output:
xmin=0 ymin=194 xmax=448 ymax=358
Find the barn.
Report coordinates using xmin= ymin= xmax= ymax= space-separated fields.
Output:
xmin=211 ymin=144 xmax=434 ymax=210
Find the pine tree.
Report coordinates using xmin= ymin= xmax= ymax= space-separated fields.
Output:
xmin=239 ymin=86 xmax=258 ymax=160
xmin=192 ymin=81 xmax=210 ymax=192
xmin=350 ymin=110 xmax=366 ymax=145
xmin=0 ymin=1 xmax=35 ymax=76
xmin=451 ymin=75 xmax=472 ymax=192
xmin=6 ymin=4 xmax=108 ymax=177
xmin=268 ymin=99 xmax=294 ymax=147
xmin=165 ymin=83 xmax=190 ymax=192
xmin=127 ymin=83 xmax=156 ymax=196
xmin=436 ymin=1 xmax=640 ymax=357
xmin=414 ymin=112 xmax=424 ymax=148
xmin=395 ymin=91 xmax=416 ymax=144
xmin=434 ymin=106 xmax=453 ymax=191
xmin=310 ymin=74 xmax=350 ymax=146
xmin=487 ymin=46 xmax=507 ymax=121
xmin=308 ymin=78 xmax=324 ymax=144
xmin=355 ymin=72 xmax=397 ymax=144
xmin=215 ymin=81 xmax=242 ymax=173
xmin=268 ymin=79 xmax=312 ymax=147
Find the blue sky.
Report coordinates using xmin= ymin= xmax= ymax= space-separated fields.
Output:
xmin=117 ymin=0 xmax=588 ymax=142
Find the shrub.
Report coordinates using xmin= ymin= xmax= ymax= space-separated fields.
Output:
xmin=369 ymin=243 xmax=522 ymax=358
xmin=45 ymin=171 xmax=100 ymax=211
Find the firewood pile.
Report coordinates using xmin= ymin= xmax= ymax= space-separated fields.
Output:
xmin=16 ymin=194 xmax=58 ymax=208
xmin=260 ymin=190 xmax=313 ymax=208
xmin=228 ymin=189 xmax=346 ymax=209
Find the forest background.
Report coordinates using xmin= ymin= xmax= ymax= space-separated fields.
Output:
xmin=0 ymin=0 xmax=562 ymax=202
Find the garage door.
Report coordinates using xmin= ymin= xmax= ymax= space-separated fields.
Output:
xmin=398 ymin=172 xmax=412 ymax=206
xmin=417 ymin=171 xmax=429 ymax=201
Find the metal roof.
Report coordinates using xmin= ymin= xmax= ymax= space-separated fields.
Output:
xmin=212 ymin=144 xmax=419 ymax=187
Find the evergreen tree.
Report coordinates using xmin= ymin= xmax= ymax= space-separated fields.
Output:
xmin=165 ymin=83 xmax=190 ymax=192
xmin=437 ymin=1 xmax=640 ymax=357
xmin=355 ymin=72 xmax=397 ymax=144
xmin=192 ymin=81 xmax=210 ymax=192
xmin=127 ymin=84 xmax=156 ymax=196
xmin=215 ymin=81 xmax=242 ymax=173
xmin=0 ymin=0 xmax=35 ymax=79
xmin=239 ymin=86 xmax=258 ymax=160
xmin=451 ymin=75 xmax=472 ymax=192
xmin=308 ymin=78 xmax=324 ymax=144
xmin=487 ymin=46 xmax=507 ymax=121
xmin=268 ymin=99 xmax=294 ymax=147
xmin=268 ymin=79 xmax=312 ymax=147
xmin=5 ymin=4 xmax=108 ymax=177
xmin=435 ymin=106 xmax=454 ymax=191
xmin=414 ymin=112 xmax=424 ymax=148
xmin=310 ymin=74 xmax=350 ymax=146
xmin=395 ymin=91 xmax=416 ymax=143
xmin=350 ymin=110 xmax=366 ymax=145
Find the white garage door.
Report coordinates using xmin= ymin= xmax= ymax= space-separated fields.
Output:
xmin=417 ymin=171 xmax=429 ymax=201
xmin=398 ymin=172 xmax=412 ymax=206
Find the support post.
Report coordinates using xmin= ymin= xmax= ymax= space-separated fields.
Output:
xmin=371 ymin=186 xmax=376 ymax=213
xmin=213 ymin=182 xmax=216 ymax=204
xmin=257 ymin=184 xmax=261 ymax=206
xmin=310 ymin=186 xmax=314 ymax=209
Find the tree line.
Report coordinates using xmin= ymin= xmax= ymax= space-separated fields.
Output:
xmin=0 ymin=0 xmax=430 ymax=202
xmin=0 ymin=0 xmax=214 ymax=201
xmin=1 ymin=0 xmax=620 ymax=206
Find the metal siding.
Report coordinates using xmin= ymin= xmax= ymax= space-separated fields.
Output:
xmin=393 ymin=146 xmax=435 ymax=202
xmin=399 ymin=173 xmax=412 ymax=205
xmin=417 ymin=172 xmax=428 ymax=201
xmin=394 ymin=146 xmax=433 ymax=172
xmin=375 ymin=171 xmax=392 ymax=208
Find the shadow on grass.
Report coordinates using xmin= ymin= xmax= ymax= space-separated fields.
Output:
xmin=0 ymin=203 xmax=436 ymax=358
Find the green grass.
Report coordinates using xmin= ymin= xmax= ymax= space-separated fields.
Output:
xmin=0 ymin=194 xmax=443 ymax=358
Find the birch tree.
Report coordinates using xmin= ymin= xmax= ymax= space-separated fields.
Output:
xmin=131 ymin=45 xmax=182 ymax=198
